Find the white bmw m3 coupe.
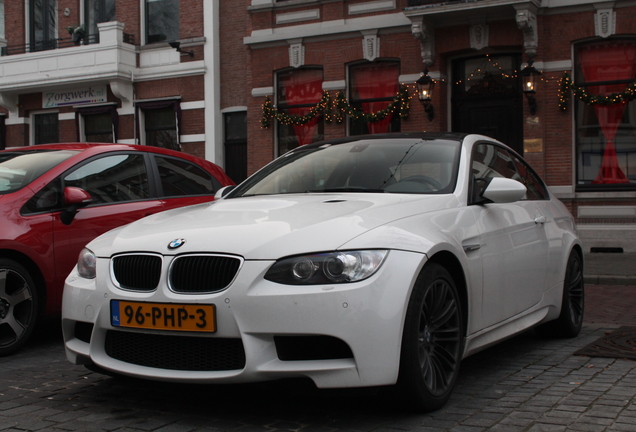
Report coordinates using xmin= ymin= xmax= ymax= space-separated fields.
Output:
xmin=62 ymin=133 xmax=584 ymax=411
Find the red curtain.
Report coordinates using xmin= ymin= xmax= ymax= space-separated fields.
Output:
xmin=579 ymin=43 xmax=636 ymax=184
xmin=280 ymin=69 xmax=323 ymax=146
xmin=352 ymin=63 xmax=399 ymax=134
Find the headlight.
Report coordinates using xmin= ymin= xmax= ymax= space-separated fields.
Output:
xmin=265 ymin=250 xmax=388 ymax=285
xmin=77 ymin=248 xmax=97 ymax=279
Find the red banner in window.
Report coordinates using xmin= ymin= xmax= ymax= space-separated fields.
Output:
xmin=579 ymin=42 xmax=636 ymax=184
xmin=353 ymin=63 xmax=399 ymax=134
xmin=280 ymin=69 xmax=323 ymax=146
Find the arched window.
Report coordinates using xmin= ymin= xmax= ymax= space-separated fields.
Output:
xmin=575 ymin=39 xmax=636 ymax=189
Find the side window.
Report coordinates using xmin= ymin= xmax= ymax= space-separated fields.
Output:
xmin=471 ymin=143 xmax=548 ymax=202
xmin=507 ymin=153 xmax=548 ymax=200
xmin=64 ymin=154 xmax=150 ymax=204
xmin=154 ymin=156 xmax=221 ymax=197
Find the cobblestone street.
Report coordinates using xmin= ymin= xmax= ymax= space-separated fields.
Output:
xmin=1 ymin=282 xmax=635 ymax=432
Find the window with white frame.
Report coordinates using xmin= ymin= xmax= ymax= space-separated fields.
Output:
xmin=145 ymin=0 xmax=179 ymax=44
xmin=33 ymin=112 xmax=59 ymax=145
xmin=276 ymin=67 xmax=324 ymax=156
xmin=78 ymin=106 xmax=118 ymax=143
xmin=0 ymin=1 xmax=5 ymax=40
xmin=136 ymin=100 xmax=181 ymax=151
xmin=85 ymin=0 xmax=116 ymax=41
xmin=30 ymin=0 xmax=57 ymax=52
xmin=575 ymin=38 xmax=636 ymax=189
xmin=348 ymin=60 xmax=401 ymax=136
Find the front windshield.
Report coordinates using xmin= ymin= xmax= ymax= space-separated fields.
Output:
xmin=0 ymin=150 xmax=79 ymax=194
xmin=231 ymin=138 xmax=461 ymax=197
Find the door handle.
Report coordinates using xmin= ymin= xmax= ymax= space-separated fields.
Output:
xmin=534 ymin=215 xmax=546 ymax=224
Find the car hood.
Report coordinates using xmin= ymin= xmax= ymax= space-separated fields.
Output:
xmin=89 ymin=193 xmax=459 ymax=260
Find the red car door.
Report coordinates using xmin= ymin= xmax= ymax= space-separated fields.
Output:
xmin=49 ymin=153 xmax=165 ymax=310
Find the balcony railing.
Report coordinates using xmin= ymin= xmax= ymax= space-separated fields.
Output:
xmin=1 ymin=32 xmax=135 ymax=57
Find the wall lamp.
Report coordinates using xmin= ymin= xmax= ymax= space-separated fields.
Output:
xmin=520 ymin=59 xmax=541 ymax=115
xmin=169 ymin=41 xmax=194 ymax=57
xmin=416 ymin=69 xmax=436 ymax=121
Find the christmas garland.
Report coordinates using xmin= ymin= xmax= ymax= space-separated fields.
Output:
xmin=261 ymin=85 xmax=411 ymax=128
xmin=558 ymin=72 xmax=636 ymax=111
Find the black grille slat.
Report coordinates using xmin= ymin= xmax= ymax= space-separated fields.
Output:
xmin=113 ymin=255 xmax=162 ymax=290
xmin=171 ymin=256 xmax=241 ymax=293
xmin=105 ymin=331 xmax=246 ymax=371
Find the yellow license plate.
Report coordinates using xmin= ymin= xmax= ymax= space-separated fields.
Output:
xmin=110 ymin=300 xmax=216 ymax=333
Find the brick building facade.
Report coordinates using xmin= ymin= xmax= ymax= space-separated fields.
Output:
xmin=0 ymin=0 xmax=228 ymax=174
xmin=233 ymin=0 xmax=636 ymax=252
xmin=1 ymin=1 xmax=635 ymax=251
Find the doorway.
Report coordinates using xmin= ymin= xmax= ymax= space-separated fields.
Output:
xmin=451 ymin=54 xmax=524 ymax=155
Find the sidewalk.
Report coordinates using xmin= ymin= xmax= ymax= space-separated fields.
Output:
xmin=584 ymin=251 xmax=636 ymax=286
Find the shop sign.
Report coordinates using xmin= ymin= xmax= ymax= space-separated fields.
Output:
xmin=43 ymin=86 xmax=107 ymax=108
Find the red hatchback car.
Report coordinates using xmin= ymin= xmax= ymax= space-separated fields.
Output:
xmin=0 ymin=143 xmax=234 ymax=355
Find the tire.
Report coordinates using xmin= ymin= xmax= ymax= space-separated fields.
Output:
xmin=535 ymin=251 xmax=584 ymax=338
xmin=0 ymin=259 xmax=39 ymax=356
xmin=397 ymin=262 xmax=464 ymax=412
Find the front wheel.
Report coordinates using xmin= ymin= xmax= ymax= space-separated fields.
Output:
xmin=0 ymin=259 xmax=39 ymax=356
xmin=397 ymin=262 xmax=464 ymax=412
xmin=535 ymin=250 xmax=584 ymax=338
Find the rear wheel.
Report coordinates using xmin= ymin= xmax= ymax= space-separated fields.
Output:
xmin=536 ymin=251 xmax=584 ymax=338
xmin=0 ymin=259 xmax=39 ymax=356
xmin=397 ymin=262 xmax=464 ymax=412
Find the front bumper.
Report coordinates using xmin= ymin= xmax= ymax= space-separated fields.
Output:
xmin=62 ymin=250 xmax=425 ymax=388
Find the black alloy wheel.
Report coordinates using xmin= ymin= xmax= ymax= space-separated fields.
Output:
xmin=536 ymin=250 xmax=584 ymax=338
xmin=397 ymin=262 xmax=464 ymax=412
xmin=0 ymin=259 xmax=39 ymax=356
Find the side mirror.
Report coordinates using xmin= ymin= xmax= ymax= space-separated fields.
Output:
xmin=214 ymin=185 xmax=236 ymax=200
xmin=481 ymin=177 xmax=527 ymax=204
xmin=60 ymin=187 xmax=93 ymax=225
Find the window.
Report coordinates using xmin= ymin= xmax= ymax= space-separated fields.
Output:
xmin=0 ymin=1 xmax=5 ymax=40
xmin=137 ymin=100 xmax=181 ymax=151
xmin=154 ymin=156 xmax=222 ymax=197
xmin=63 ymin=154 xmax=150 ymax=204
xmin=0 ymin=116 xmax=5 ymax=150
xmin=575 ymin=39 xmax=636 ymax=189
xmin=78 ymin=106 xmax=118 ymax=143
xmin=30 ymin=0 xmax=57 ymax=52
xmin=276 ymin=68 xmax=324 ymax=155
xmin=471 ymin=143 xmax=548 ymax=203
xmin=85 ymin=0 xmax=116 ymax=41
xmin=33 ymin=113 xmax=59 ymax=145
xmin=224 ymin=111 xmax=247 ymax=183
xmin=349 ymin=61 xmax=400 ymax=135
xmin=145 ymin=0 xmax=179 ymax=44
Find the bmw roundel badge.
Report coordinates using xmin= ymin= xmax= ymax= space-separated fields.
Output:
xmin=168 ymin=238 xmax=186 ymax=250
